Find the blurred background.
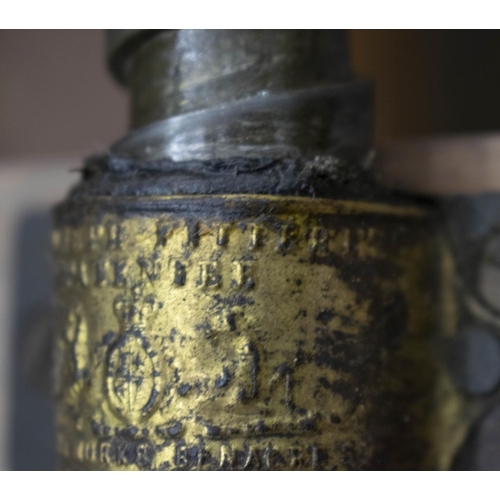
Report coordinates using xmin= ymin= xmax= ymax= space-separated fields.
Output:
xmin=2 ymin=29 xmax=500 ymax=470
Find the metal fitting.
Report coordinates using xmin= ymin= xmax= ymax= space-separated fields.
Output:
xmin=53 ymin=30 xmax=468 ymax=470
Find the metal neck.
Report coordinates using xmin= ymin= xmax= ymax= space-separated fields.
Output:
xmin=107 ymin=29 xmax=371 ymax=163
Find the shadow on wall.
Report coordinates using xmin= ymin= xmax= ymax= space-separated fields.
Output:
xmin=10 ymin=212 xmax=56 ymax=470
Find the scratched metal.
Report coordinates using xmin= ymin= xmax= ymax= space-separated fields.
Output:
xmin=52 ymin=195 xmax=464 ymax=470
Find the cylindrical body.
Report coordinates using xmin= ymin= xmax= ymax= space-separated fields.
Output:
xmin=53 ymin=30 xmax=464 ymax=470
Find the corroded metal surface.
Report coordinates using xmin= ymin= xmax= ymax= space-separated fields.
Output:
xmin=52 ymin=29 xmax=479 ymax=470
xmin=52 ymin=195 xmax=460 ymax=470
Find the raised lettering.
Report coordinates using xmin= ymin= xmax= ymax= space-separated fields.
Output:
xmin=197 ymin=262 xmax=221 ymax=288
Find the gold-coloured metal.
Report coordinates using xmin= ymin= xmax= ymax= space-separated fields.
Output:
xmin=53 ymin=195 xmax=460 ymax=470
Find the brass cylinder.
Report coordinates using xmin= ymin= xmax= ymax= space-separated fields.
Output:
xmin=53 ymin=30 xmax=464 ymax=470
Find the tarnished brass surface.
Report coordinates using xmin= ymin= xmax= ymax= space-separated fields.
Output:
xmin=53 ymin=194 xmax=455 ymax=470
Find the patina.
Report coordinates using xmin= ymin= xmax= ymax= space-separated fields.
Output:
xmin=53 ymin=30 xmax=468 ymax=470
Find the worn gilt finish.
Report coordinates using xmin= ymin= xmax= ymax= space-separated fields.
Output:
xmin=52 ymin=195 xmax=457 ymax=470
xmin=52 ymin=30 xmax=475 ymax=470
